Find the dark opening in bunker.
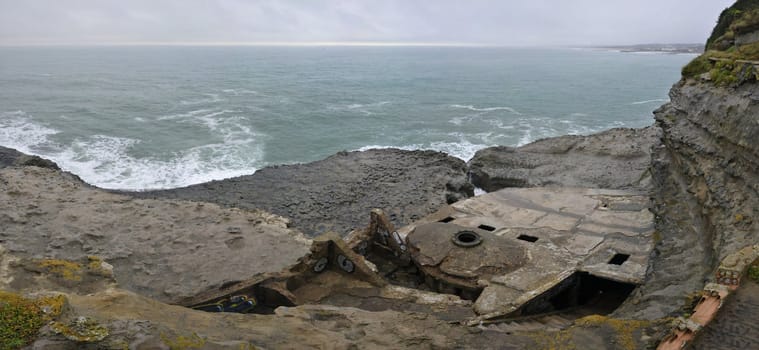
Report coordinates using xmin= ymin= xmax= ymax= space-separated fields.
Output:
xmin=452 ymin=230 xmax=482 ymax=247
xmin=477 ymin=224 xmax=496 ymax=232
xmin=608 ymin=253 xmax=630 ymax=265
xmin=439 ymin=216 xmax=455 ymax=223
xmin=519 ymin=272 xmax=636 ymax=318
xmin=517 ymin=234 xmax=539 ymax=243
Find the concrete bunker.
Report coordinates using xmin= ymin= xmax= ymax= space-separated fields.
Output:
xmin=185 ymin=187 xmax=654 ymax=327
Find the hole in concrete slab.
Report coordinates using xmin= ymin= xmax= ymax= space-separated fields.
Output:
xmin=517 ymin=234 xmax=539 ymax=243
xmin=477 ymin=224 xmax=496 ymax=232
xmin=452 ymin=230 xmax=482 ymax=247
xmin=608 ymin=253 xmax=630 ymax=265
xmin=519 ymin=272 xmax=636 ymax=318
xmin=439 ymin=217 xmax=455 ymax=223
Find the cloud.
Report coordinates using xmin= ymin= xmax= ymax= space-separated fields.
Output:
xmin=0 ymin=0 xmax=736 ymax=45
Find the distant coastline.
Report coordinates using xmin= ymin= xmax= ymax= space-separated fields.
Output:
xmin=593 ymin=43 xmax=704 ymax=54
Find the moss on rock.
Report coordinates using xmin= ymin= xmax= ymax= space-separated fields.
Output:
xmin=682 ymin=55 xmax=714 ymax=77
xmin=748 ymin=264 xmax=759 ymax=283
xmin=36 ymin=259 xmax=83 ymax=282
xmin=707 ymin=0 xmax=759 ymax=49
xmin=160 ymin=332 xmax=207 ymax=350
xmin=51 ymin=316 xmax=109 ymax=343
xmin=0 ymin=291 xmax=45 ymax=350
xmin=574 ymin=315 xmax=653 ymax=350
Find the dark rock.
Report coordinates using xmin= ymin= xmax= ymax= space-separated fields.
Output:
xmin=126 ymin=149 xmax=472 ymax=237
xmin=468 ymin=127 xmax=661 ymax=192
xmin=0 ymin=146 xmax=59 ymax=170
xmin=616 ymin=79 xmax=759 ymax=321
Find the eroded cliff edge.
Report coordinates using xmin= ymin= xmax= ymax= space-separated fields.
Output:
xmin=621 ymin=79 xmax=759 ymax=319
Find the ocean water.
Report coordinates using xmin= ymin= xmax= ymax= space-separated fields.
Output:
xmin=0 ymin=46 xmax=692 ymax=190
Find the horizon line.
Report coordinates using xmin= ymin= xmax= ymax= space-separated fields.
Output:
xmin=0 ymin=41 xmax=704 ymax=48
xmin=0 ymin=41 xmax=503 ymax=48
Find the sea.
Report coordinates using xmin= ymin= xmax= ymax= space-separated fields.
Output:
xmin=0 ymin=46 xmax=693 ymax=190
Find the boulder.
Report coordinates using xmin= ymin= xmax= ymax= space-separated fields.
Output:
xmin=468 ymin=127 xmax=661 ymax=192
xmin=0 ymin=166 xmax=311 ymax=304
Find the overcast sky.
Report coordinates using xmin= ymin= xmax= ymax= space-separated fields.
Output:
xmin=0 ymin=0 xmax=736 ymax=46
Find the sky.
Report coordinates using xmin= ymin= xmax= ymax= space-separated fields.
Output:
xmin=0 ymin=0 xmax=736 ymax=46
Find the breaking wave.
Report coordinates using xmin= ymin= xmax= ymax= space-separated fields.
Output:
xmin=449 ymin=104 xmax=522 ymax=115
xmin=0 ymin=110 xmax=262 ymax=191
xmin=630 ymin=98 xmax=669 ymax=105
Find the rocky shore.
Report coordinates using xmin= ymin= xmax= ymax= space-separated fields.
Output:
xmin=468 ymin=126 xmax=660 ymax=191
xmin=127 ymin=149 xmax=473 ymax=237
xmin=3 ymin=3 xmax=759 ymax=346
xmin=1 ymin=81 xmax=757 ymax=348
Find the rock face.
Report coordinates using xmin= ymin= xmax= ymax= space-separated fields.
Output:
xmin=130 ymin=149 xmax=473 ymax=237
xmin=468 ymin=127 xmax=660 ymax=192
xmin=0 ymin=145 xmax=60 ymax=170
xmin=0 ymin=166 xmax=311 ymax=304
xmin=1 ymin=246 xmax=660 ymax=350
xmin=616 ymin=80 xmax=759 ymax=320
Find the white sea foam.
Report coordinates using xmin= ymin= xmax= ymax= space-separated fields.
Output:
xmin=449 ymin=104 xmax=522 ymax=115
xmin=158 ymin=108 xmax=243 ymax=133
xmin=57 ymin=135 xmax=262 ymax=190
xmin=448 ymin=116 xmax=469 ymax=126
xmin=222 ymin=89 xmax=259 ymax=96
xmin=329 ymin=101 xmax=391 ymax=116
xmin=0 ymin=110 xmax=262 ymax=190
xmin=158 ymin=108 xmax=215 ymax=121
xmin=0 ymin=111 xmax=60 ymax=155
xmin=429 ymin=139 xmax=488 ymax=161
xmin=180 ymin=93 xmax=225 ymax=105
xmin=517 ymin=130 xmax=533 ymax=147
xmin=630 ymin=98 xmax=669 ymax=105
xmin=357 ymin=144 xmax=422 ymax=153
xmin=357 ymin=137 xmax=489 ymax=162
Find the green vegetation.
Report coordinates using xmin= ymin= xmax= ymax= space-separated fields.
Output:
xmin=711 ymin=61 xmax=740 ymax=85
xmin=37 ymin=259 xmax=83 ymax=281
xmin=731 ymin=8 xmax=759 ymax=34
xmin=690 ymin=1 xmax=759 ymax=84
xmin=736 ymin=41 xmax=759 ymax=58
xmin=682 ymin=55 xmax=713 ymax=77
xmin=0 ymin=291 xmax=44 ymax=350
xmin=707 ymin=0 xmax=759 ymax=49
xmin=748 ymin=264 xmax=759 ymax=283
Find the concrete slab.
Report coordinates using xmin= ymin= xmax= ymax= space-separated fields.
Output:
xmin=396 ymin=187 xmax=655 ymax=321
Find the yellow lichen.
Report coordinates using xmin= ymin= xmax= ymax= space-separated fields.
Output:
xmin=86 ymin=256 xmax=113 ymax=277
xmin=526 ymin=330 xmax=577 ymax=350
xmin=51 ymin=316 xmax=109 ymax=342
xmin=652 ymin=231 xmax=663 ymax=244
xmin=0 ymin=291 xmax=45 ymax=350
xmin=525 ymin=315 xmax=655 ymax=350
xmin=161 ymin=332 xmax=207 ymax=350
xmin=37 ymin=294 xmax=67 ymax=321
xmin=575 ymin=315 xmax=652 ymax=350
xmin=735 ymin=213 xmax=744 ymax=222
xmin=37 ymin=259 xmax=83 ymax=281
